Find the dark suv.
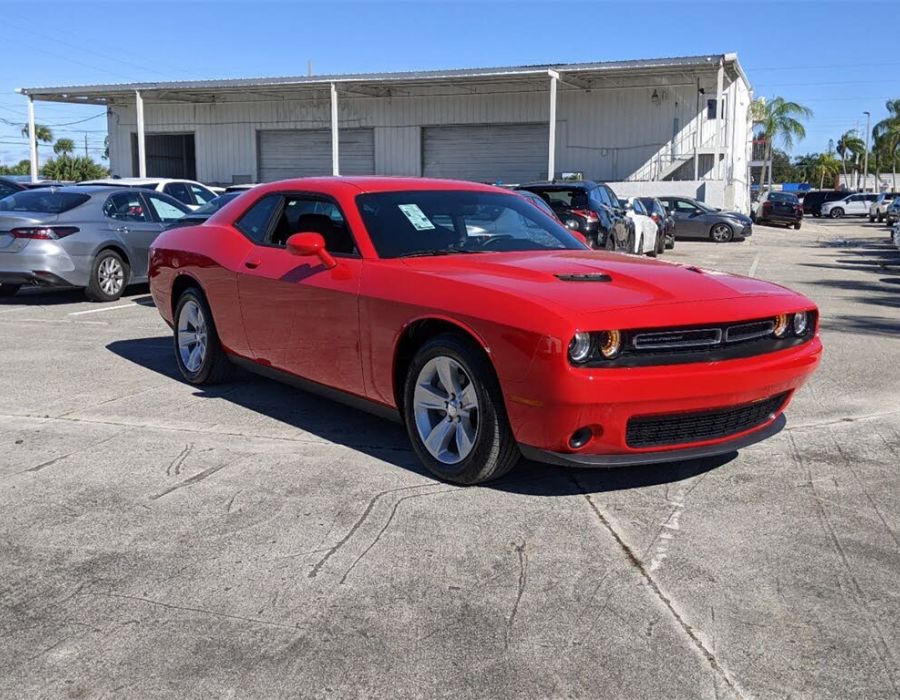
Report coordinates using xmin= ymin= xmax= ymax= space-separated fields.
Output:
xmin=802 ymin=190 xmax=849 ymax=218
xmin=516 ymin=181 xmax=632 ymax=250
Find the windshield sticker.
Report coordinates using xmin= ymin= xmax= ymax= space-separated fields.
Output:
xmin=398 ymin=204 xmax=436 ymax=231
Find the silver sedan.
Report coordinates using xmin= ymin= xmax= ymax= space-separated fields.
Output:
xmin=0 ymin=186 xmax=190 ymax=301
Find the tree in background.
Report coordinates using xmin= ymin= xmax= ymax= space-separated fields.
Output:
xmin=19 ymin=123 xmax=54 ymax=163
xmin=873 ymin=99 xmax=900 ymax=191
xmin=836 ymin=129 xmax=865 ymax=188
xmin=0 ymin=160 xmax=32 ymax=176
xmin=38 ymin=137 xmax=108 ymax=181
xmin=751 ymin=96 xmax=813 ymax=192
xmin=812 ymin=152 xmax=842 ymax=189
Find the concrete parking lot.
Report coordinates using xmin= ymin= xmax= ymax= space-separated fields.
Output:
xmin=1 ymin=216 xmax=898 ymax=699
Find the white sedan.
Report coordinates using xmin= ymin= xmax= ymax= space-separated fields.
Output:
xmin=621 ymin=197 xmax=660 ymax=256
xmin=77 ymin=178 xmax=218 ymax=211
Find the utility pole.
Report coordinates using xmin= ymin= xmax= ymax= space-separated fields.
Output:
xmin=863 ymin=111 xmax=871 ymax=192
xmin=84 ymin=134 xmax=89 ymax=158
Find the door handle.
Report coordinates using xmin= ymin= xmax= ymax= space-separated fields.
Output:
xmin=116 ymin=226 xmax=130 ymax=234
xmin=244 ymin=259 xmax=261 ymax=269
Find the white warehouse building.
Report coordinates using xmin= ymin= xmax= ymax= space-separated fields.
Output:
xmin=19 ymin=53 xmax=754 ymax=212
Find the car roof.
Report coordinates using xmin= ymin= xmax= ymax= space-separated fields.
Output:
xmin=250 ymin=176 xmax=507 ymax=196
xmin=518 ymin=180 xmax=599 ymax=190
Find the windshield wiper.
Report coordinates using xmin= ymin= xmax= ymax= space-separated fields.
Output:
xmin=398 ymin=249 xmax=484 ymax=258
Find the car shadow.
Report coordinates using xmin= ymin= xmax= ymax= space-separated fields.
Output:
xmin=106 ymin=336 xmax=737 ymax=495
xmin=0 ymin=284 xmax=152 ymax=306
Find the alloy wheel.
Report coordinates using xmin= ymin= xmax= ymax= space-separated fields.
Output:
xmin=98 ymin=256 xmax=124 ymax=296
xmin=177 ymin=299 xmax=208 ymax=373
xmin=711 ymin=224 xmax=732 ymax=242
xmin=412 ymin=356 xmax=479 ymax=465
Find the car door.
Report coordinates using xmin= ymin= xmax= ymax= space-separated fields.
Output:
xmin=235 ymin=192 xmax=365 ymax=396
xmin=102 ymin=191 xmax=164 ymax=278
xmin=668 ymin=198 xmax=704 ymax=237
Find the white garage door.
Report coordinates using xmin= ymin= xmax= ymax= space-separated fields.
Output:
xmin=257 ymin=128 xmax=375 ymax=181
xmin=422 ymin=123 xmax=548 ymax=184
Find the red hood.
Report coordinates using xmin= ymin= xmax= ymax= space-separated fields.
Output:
xmin=399 ymin=250 xmax=798 ymax=316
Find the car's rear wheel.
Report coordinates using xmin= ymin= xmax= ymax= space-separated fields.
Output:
xmin=830 ymin=208 xmax=844 ymax=219
xmin=86 ymin=250 xmax=128 ymax=302
xmin=869 ymin=215 xmax=876 ymax=222
xmin=794 ymin=222 xmax=802 ymax=230
xmin=877 ymin=213 xmax=884 ymax=222
xmin=403 ymin=333 xmax=519 ymax=485
xmin=0 ymin=283 xmax=21 ymax=298
xmin=173 ymin=288 xmax=232 ymax=385
xmin=710 ymin=223 xmax=734 ymax=243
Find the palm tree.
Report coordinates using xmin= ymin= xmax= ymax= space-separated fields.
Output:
xmin=751 ymin=97 xmax=813 ymax=190
xmin=20 ymin=123 xmax=55 ymax=168
xmin=873 ymin=99 xmax=900 ymax=191
xmin=813 ymin=153 xmax=842 ymax=190
xmin=836 ymin=130 xmax=865 ymax=189
xmin=53 ymin=138 xmax=75 ymax=157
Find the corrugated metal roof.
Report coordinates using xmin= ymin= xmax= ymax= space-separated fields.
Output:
xmin=17 ymin=54 xmax=743 ymax=101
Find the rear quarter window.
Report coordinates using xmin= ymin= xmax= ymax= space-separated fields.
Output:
xmin=0 ymin=191 xmax=90 ymax=213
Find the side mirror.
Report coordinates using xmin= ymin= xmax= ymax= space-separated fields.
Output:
xmin=286 ymin=232 xmax=336 ymax=269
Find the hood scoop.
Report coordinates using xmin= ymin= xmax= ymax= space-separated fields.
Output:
xmin=555 ymin=273 xmax=612 ymax=282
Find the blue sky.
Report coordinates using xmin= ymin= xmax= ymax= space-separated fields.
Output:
xmin=1 ymin=0 xmax=898 ymax=167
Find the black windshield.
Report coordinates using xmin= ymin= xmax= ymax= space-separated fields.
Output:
xmin=356 ymin=190 xmax=585 ymax=258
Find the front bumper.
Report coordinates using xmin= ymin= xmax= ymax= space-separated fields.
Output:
xmin=506 ymin=337 xmax=822 ymax=461
xmin=521 ymin=414 xmax=785 ymax=467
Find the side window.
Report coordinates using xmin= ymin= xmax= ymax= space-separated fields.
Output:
xmin=674 ymin=199 xmax=697 ymax=213
xmin=191 ymin=184 xmax=216 ymax=205
xmin=163 ymin=182 xmax=192 ymax=205
xmin=235 ymin=194 xmax=282 ymax=244
xmin=267 ymin=194 xmax=357 ymax=255
xmin=0 ymin=183 xmax=18 ymax=198
xmin=103 ymin=192 xmax=147 ymax=222
xmin=146 ymin=194 xmax=188 ymax=223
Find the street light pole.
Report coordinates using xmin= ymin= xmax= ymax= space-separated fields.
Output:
xmin=862 ymin=111 xmax=871 ymax=192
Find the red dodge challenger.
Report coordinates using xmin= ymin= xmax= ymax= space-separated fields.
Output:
xmin=149 ymin=177 xmax=822 ymax=485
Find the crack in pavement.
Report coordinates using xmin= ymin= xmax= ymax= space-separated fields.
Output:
xmin=308 ymin=481 xmax=439 ymax=579
xmin=150 ymin=456 xmax=243 ymax=500
xmin=338 ymin=487 xmax=454 ymax=584
xmin=504 ymin=540 xmax=528 ymax=651
xmin=13 ymin=431 xmax=125 ymax=477
xmin=567 ymin=473 xmax=747 ymax=699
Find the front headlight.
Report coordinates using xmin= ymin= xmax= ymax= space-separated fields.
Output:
xmin=598 ymin=330 xmax=622 ymax=359
xmin=793 ymin=311 xmax=809 ymax=336
xmin=568 ymin=332 xmax=592 ymax=363
xmin=773 ymin=314 xmax=790 ymax=338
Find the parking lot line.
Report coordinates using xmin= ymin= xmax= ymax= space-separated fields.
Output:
xmin=69 ymin=303 xmax=139 ymax=316
xmin=748 ymin=253 xmax=760 ymax=277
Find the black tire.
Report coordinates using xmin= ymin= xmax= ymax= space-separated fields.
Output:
xmin=830 ymin=208 xmax=844 ymax=219
xmin=604 ymin=233 xmax=616 ymax=251
xmin=877 ymin=213 xmax=884 ymax=222
xmin=710 ymin=223 xmax=734 ymax=243
xmin=794 ymin=222 xmax=802 ymax=230
xmin=0 ymin=284 xmax=21 ymax=298
xmin=665 ymin=236 xmax=675 ymax=250
xmin=654 ymin=230 xmax=664 ymax=255
xmin=813 ymin=213 xmax=821 ymax=218
xmin=868 ymin=215 xmax=876 ymax=223
xmin=403 ymin=333 xmax=519 ymax=485
xmin=173 ymin=287 xmax=233 ymax=385
xmin=86 ymin=249 xmax=129 ymax=302
xmin=647 ymin=233 xmax=658 ymax=257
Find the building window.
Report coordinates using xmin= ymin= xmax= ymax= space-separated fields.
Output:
xmin=707 ymin=99 xmax=718 ymax=119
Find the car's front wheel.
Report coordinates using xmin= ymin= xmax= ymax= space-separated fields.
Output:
xmin=173 ymin=288 xmax=232 ymax=385
xmin=403 ymin=333 xmax=519 ymax=485
xmin=0 ymin=283 xmax=21 ymax=298
xmin=710 ymin=223 xmax=734 ymax=243
xmin=830 ymin=208 xmax=844 ymax=219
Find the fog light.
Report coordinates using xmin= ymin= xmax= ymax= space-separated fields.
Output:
xmin=773 ymin=314 xmax=789 ymax=338
xmin=568 ymin=332 xmax=592 ymax=363
xmin=569 ymin=427 xmax=593 ymax=449
xmin=792 ymin=311 xmax=809 ymax=336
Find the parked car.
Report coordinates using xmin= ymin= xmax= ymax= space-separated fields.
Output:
xmin=148 ymin=177 xmax=822 ymax=485
xmin=751 ymin=191 xmax=803 ymax=229
xmin=868 ymin=192 xmax=897 ymax=222
xmin=516 ymin=181 xmax=632 ymax=250
xmin=164 ymin=192 xmax=243 ymax=229
xmin=0 ymin=177 xmax=25 ymax=199
xmin=224 ymin=184 xmax=259 ymax=193
xmin=0 ymin=186 xmax=190 ymax=300
xmin=620 ymin=197 xmax=660 ymax=256
xmin=657 ymin=196 xmax=752 ymax=242
xmin=885 ymin=199 xmax=900 ymax=226
xmin=77 ymin=177 xmax=218 ymax=210
xmin=802 ymin=190 xmax=849 ymax=217
xmin=820 ymin=193 xmax=878 ymax=218
xmin=638 ymin=197 xmax=674 ymax=251
xmin=517 ymin=190 xmax=592 ymax=246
